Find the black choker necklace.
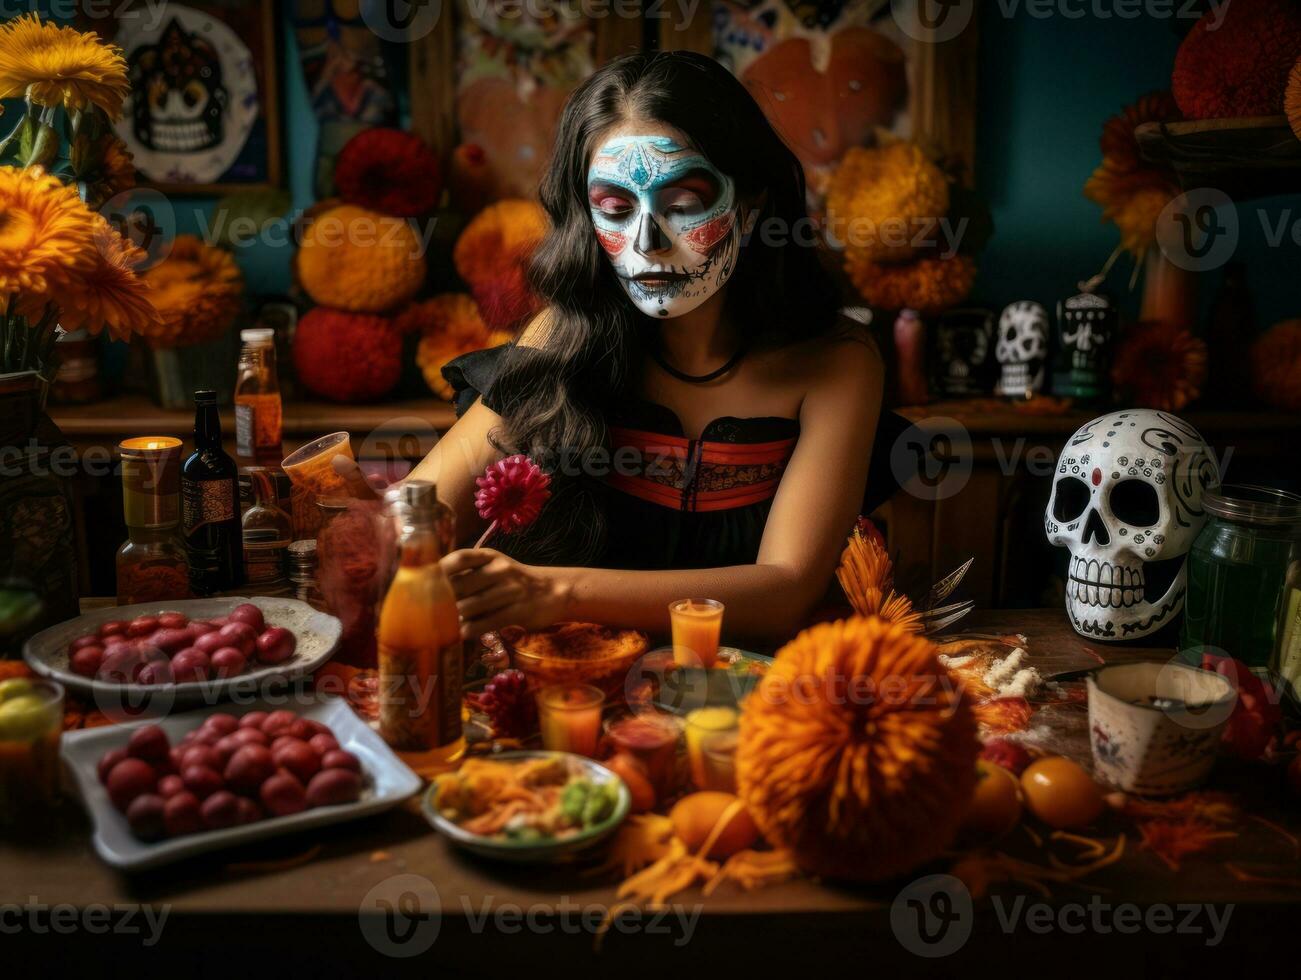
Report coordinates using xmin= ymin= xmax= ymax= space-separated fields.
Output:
xmin=652 ymin=345 xmax=747 ymax=384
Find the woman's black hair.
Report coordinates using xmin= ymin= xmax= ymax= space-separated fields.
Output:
xmin=487 ymin=50 xmax=842 ymax=564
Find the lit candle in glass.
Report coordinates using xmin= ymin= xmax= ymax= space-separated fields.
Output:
xmin=669 ymin=598 xmax=725 ymax=668
xmin=537 ymin=684 xmax=604 ymax=757
xmin=684 ymin=706 xmax=739 ymax=792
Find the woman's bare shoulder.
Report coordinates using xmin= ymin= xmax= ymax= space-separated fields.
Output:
xmin=768 ymin=314 xmax=882 ymax=389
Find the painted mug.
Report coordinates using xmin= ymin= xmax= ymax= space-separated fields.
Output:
xmin=1086 ymin=660 xmax=1236 ymax=796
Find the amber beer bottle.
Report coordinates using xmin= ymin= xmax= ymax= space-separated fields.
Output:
xmin=181 ymin=390 xmax=245 ymax=595
xmin=377 ymin=481 xmax=464 ymax=771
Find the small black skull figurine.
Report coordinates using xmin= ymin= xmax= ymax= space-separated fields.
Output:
xmin=931 ymin=308 xmax=996 ymax=398
xmin=1052 ymin=289 xmax=1117 ymax=402
xmin=995 ymin=301 xmax=1049 ymax=398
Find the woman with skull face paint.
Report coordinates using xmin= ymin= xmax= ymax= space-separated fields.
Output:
xmin=405 ymin=52 xmax=900 ymax=643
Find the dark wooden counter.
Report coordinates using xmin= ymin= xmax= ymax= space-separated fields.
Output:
xmin=2 ymin=610 xmax=1296 ymax=974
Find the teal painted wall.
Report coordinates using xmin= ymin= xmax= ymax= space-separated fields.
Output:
xmin=972 ymin=8 xmax=1300 ymax=330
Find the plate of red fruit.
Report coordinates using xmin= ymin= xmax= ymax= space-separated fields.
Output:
xmin=23 ymin=598 xmax=342 ymax=709
xmin=61 ymin=695 xmax=421 ymax=870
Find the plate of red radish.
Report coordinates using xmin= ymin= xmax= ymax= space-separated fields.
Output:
xmin=23 ymin=598 xmax=341 ymax=709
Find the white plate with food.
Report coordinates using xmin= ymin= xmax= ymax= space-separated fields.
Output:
xmin=423 ymin=751 xmax=630 ymax=863
xmin=23 ymin=597 xmax=341 ymax=712
xmin=61 ymin=694 xmax=421 ymax=872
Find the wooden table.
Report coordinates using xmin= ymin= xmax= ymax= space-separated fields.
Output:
xmin=3 ymin=610 xmax=1296 ymax=974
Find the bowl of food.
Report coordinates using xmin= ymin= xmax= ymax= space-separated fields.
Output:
xmin=506 ymin=623 xmax=649 ymax=701
xmin=423 ymin=751 xmax=630 ymax=862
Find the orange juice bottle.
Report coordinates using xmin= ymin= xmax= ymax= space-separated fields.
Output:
xmin=234 ymin=328 xmax=283 ymax=467
xmin=377 ymin=481 xmax=464 ymax=772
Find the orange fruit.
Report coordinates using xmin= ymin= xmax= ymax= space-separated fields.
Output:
xmin=1020 ymin=756 xmax=1104 ymax=829
xmin=961 ymin=759 xmax=1022 ymax=840
xmin=604 ymin=752 xmax=656 ymax=814
xmin=669 ymin=791 xmax=760 ymax=858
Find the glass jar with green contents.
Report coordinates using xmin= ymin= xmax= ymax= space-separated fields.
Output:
xmin=1179 ymin=486 xmax=1301 ymax=672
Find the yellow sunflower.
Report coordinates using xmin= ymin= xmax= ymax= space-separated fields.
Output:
xmin=57 ymin=217 xmax=161 ymax=342
xmin=0 ymin=14 xmax=128 ymax=119
xmin=141 ymin=235 xmax=244 ymax=349
xmin=0 ymin=165 xmax=97 ymax=317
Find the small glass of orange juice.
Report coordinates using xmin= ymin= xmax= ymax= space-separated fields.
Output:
xmin=537 ymin=684 xmax=605 ymax=757
xmin=669 ymin=598 xmax=725 ymax=668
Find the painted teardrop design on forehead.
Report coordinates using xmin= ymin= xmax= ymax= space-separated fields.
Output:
xmin=587 ymin=135 xmax=741 ymax=319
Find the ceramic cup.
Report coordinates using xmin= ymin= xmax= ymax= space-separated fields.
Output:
xmin=1086 ymin=660 xmax=1237 ymax=796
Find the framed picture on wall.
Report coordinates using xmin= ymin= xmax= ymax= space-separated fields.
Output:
xmin=110 ymin=0 xmax=283 ymax=194
xmin=660 ymin=0 xmax=978 ymax=193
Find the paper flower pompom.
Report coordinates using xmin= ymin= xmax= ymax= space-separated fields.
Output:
xmin=825 ymin=142 xmax=950 ymax=264
xmin=736 ymin=616 xmax=978 ymax=882
xmin=410 ymin=294 xmax=512 ymax=400
xmin=1172 ymin=0 xmax=1301 ymax=120
xmin=451 ymin=200 xmax=546 ymax=331
xmin=333 ymin=128 xmax=442 ymax=218
xmin=1112 ymin=320 xmax=1207 ymax=412
xmin=845 ymin=253 xmax=976 ymax=313
xmin=297 ymin=204 xmax=426 ymax=313
xmin=1249 ymin=318 xmax=1301 ymax=412
xmin=293 ymin=307 xmax=402 ymax=403
xmin=474 ymin=454 xmax=551 ymax=546
xmin=140 ymin=235 xmax=243 ymax=349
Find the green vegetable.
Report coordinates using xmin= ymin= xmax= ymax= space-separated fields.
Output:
xmin=505 ymin=825 xmax=542 ymax=842
xmin=560 ymin=779 xmax=591 ymax=824
xmin=582 ymin=781 xmax=618 ymax=827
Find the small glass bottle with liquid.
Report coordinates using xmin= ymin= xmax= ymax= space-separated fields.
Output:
xmin=241 ymin=466 xmax=293 ymax=596
xmin=377 ymin=481 xmax=464 ymax=772
xmin=234 ymin=328 xmax=283 ymax=466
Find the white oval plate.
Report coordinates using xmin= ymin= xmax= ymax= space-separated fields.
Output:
xmin=23 ymin=597 xmax=342 ymax=712
xmin=61 ymin=694 xmax=421 ymax=872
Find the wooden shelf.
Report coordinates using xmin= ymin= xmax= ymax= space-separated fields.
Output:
xmin=50 ymin=395 xmax=459 ymax=454
xmin=898 ymin=400 xmax=1301 ymax=437
xmin=1135 ymin=115 xmax=1301 ymax=200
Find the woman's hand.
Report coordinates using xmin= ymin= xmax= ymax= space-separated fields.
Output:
xmin=440 ymin=548 xmax=573 ymax=640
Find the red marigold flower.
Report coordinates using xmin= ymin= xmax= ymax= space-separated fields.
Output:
xmin=1111 ymin=320 xmax=1207 ymax=412
xmin=1172 ymin=0 xmax=1301 ymax=120
xmin=292 ymin=307 xmax=402 ymax=403
xmin=474 ymin=455 xmax=550 ymax=542
xmin=333 ymin=128 xmax=442 ymax=218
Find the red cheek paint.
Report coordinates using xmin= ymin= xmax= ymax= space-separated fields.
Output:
xmin=681 ymin=212 xmax=735 ymax=255
xmin=595 ymin=228 xmax=626 ymax=255
xmin=1092 ymin=467 xmax=1102 ymax=487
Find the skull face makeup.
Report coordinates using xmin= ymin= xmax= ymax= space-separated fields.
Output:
xmin=588 ymin=135 xmax=741 ymax=319
xmin=1045 ymin=409 xmax=1221 ymax=641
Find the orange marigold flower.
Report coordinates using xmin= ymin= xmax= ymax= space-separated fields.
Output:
xmin=1084 ymin=93 xmax=1181 ymax=258
xmin=410 ymin=294 xmax=512 ymax=400
xmin=452 ymin=199 xmax=548 ymax=290
xmin=825 ymin=142 xmax=950 ymax=264
xmin=298 ymin=204 xmax=426 ymax=313
xmin=0 ymin=14 xmax=128 ymax=118
xmin=0 ymin=164 xmax=97 ymax=315
xmin=736 ymin=615 xmax=978 ymax=882
xmin=58 ymin=216 xmax=162 ymax=342
xmin=1111 ymin=320 xmax=1207 ymax=412
xmin=1249 ymin=318 xmax=1301 ymax=412
xmin=845 ymin=253 xmax=975 ymax=313
xmin=141 ymin=235 xmax=243 ymax=349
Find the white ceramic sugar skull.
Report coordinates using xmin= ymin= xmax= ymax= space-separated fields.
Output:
xmin=995 ymin=301 xmax=1048 ymax=396
xmin=1045 ymin=410 xmax=1221 ymax=641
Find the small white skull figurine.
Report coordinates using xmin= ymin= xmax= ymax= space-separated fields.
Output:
xmin=1045 ymin=409 xmax=1221 ymax=641
xmin=995 ymin=301 xmax=1048 ymax=396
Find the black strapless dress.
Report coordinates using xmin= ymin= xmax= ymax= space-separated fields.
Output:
xmin=443 ymin=346 xmax=910 ymax=571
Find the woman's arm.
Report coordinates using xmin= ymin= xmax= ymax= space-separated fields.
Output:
xmin=444 ymin=334 xmax=885 ymax=641
xmin=406 ymin=398 xmax=503 ymax=544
